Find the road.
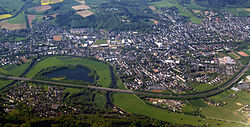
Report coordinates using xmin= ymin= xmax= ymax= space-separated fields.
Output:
xmin=1 ymin=63 xmax=249 ymax=99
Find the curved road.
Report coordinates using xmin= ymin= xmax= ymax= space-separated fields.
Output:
xmin=1 ymin=63 xmax=249 ymax=99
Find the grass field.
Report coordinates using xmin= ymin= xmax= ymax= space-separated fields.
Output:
xmin=112 ymin=79 xmax=208 ymax=126
xmin=0 ymin=62 xmax=31 ymax=89
xmin=94 ymin=92 xmax=106 ymax=109
xmin=7 ymin=11 xmax=26 ymax=24
xmin=201 ymin=91 xmax=250 ymax=123
xmin=151 ymin=0 xmax=174 ymax=8
xmin=151 ymin=0 xmax=202 ymax=24
xmin=85 ymin=0 xmax=108 ymax=7
xmin=189 ymin=82 xmax=216 ymax=93
xmin=0 ymin=0 xmax=24 ymax=15
xmin=0 ymin=14 xmax=12 ymax=20
xmin=95 ymin=39 xmax=108 ymax=45
xmin=26 ymin=56 xmax=111 ymax=88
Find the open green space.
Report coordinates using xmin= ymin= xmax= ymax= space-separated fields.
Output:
xmin=1 ymin=62 xmax=31 ymax=77
xmin=202 ymin=91 xmax=250 ymax=123
xmin=0 ymin=62 xmax=31 ymax=89
xmin=85 ymin=0 xmax=108 ymax=7
xmin=26 ymin=56 xmax=111 ymax=88
xmin=113 ymin=79 xmax=207 ymax=126
xmin=7 ymin=11 xmax=26 ymax=24
xmin=0 ymin=80 xmax=13 ymax=89
xmin=189 ymin=82 xmax=217 ymax=93
xmin=95 ymin=39 xmax=107 ymax=45
xmin=151 ymin=0 xmax=174 ymax=8
xmin=151 ymin=0 xmax=202 ymax=24
xmin=0 ymin=0 xmax=24 ymax=15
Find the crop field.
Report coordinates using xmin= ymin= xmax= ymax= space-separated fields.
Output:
xmin=34 ymin=5 xmax=52 ymax=12
xmin=41 ymin=0 xmax=63 ymax=5
xmin=72 ymin=0 xmax=90 ymax=10
xmin=0 ymin=14 xmax=12 ymax=20
xmin=7 ymin=11 xmax=26 ymax=24
xmin=76 ymin=10 xmax=94 ymax=18
xmin=26 ymin=56 xmax=111 ymax=88
xmin=0 ymin=23 xmax=26 ymax=30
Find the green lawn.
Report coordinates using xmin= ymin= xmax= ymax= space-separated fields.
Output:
xmin=7 ymin=11 xmax=26 ymax=24
xmin=26 ymin=56 xmax=111 ymax=88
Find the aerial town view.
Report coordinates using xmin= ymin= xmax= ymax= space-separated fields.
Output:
xmin=0 ymin=0 xmax=249 ymax=126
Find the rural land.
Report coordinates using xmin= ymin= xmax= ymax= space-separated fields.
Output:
xmin=0 ymin=0 xmax=249 ymax=126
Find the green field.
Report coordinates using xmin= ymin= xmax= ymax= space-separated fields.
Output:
xmin=201 ymin=91 xmax=250 ymax=123
xmin=0 ymin=62 xmax=31 ymax=89
xmin=26 ymin=56 xmax=111 ymax=88
xmin=151 ymin=0 xmax=202 ymax=24
xmin=182 ymin=90 xmax=250 ymax=126
xmin=112 ymin=79 xmax=208 ymax=126
xmin=85 ymin=0 xmax=108 ymax=7
xmin=189 ymin=82 xmax=217 ymax=93
xmin=7 ymin=11 xmax=26 ymax=24
xmin=95 ymin=39 xmax=108 ymax=45
xmin=151 ymin=0 xmax=174 ymax=8
xmin=0 ymin=0 xmax=24 ymax=15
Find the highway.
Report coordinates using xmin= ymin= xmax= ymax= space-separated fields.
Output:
xmin=1 ymin=63 xmax=249 ymax=98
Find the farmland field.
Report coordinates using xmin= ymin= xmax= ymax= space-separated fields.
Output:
xmin=41 ymin=0 xmax=64 ymax=5
xmin=0 ymin=14 xmax=12 ymax=20
xmin=0 ymin=22 xmax=26 ymax=30
xmin=7 ymin=11 xmax=26 ymax=24
xmin=76 ymin=10 xmax=94 ymax=18
xmin=26 ymin=56 xmax=111 ymax=88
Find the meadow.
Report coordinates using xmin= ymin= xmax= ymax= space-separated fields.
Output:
xmin=7 ymin=11 xmax=26 ymax=24
xmin=151 ymin=0 xmax=202 ymax=24
xmin=112 ymin=79 xmax=207 ymax=126
xmin=0 ymin=62 xmax=31 ymax=89
xmin=0 ymin=0 xmax=24 ymax=16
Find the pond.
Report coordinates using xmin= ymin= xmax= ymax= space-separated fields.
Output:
xmin=43 ymin=66 xmax=94 ymax=83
